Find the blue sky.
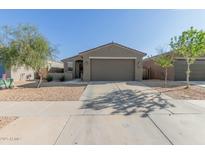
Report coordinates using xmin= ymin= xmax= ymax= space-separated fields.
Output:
xmin=0 ymin=9 xmax=205 ymax=59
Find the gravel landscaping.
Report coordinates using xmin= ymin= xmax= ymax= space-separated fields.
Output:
xmin=0 ymin=117 xmax=18 ymax=129
xmin=142 ymin=80 xmax=205 ymax=100
xmin=0 ymin=81 xmax=86 ymax=101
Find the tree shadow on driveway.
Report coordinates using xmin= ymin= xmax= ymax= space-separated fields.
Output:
xmin=80 ymin=89 xmax=175 ymax=117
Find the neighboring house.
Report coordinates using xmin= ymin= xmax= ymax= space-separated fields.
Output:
xmin=143 ymin=56 xmax=175 ymax=80
xmin=62 ymin=42 xmax=146 ymax=81
xmin=47 ymin=60 xmax=64 ymax=73
xmin=0 ymin=64 xmax=35 ymax=81
xmin=40 ymin=60 xmax=64 ymax=79
xmin=143 ymin=53 xmax=205 ymax=81
xmin=0 ymin=60 xmax=64 ymax=81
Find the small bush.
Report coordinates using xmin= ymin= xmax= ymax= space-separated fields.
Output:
xmin=46 ymin=75 xmax=53 ymax=82
xmin=59 ymin=75 xmax=65 ymax=82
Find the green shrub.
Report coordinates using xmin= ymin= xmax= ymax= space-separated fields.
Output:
xmin=59 ymin=75 xmax=65 ymax=82
xmin=46 ymin=75 xmax=53 ymax=82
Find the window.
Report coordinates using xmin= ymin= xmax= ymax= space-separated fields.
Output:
xmin=67 ymin=62 xmax=73 ymax=71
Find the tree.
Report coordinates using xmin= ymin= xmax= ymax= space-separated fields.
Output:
xmin=0 ymin=24 xmax=54 ymax=88
xmin=170 ymin=27 xmax=205 ymax=88
xmin=0 ymin=26 xmax=20 ymax=69
xmin=154 ymin=49 xmax=174 ymax=87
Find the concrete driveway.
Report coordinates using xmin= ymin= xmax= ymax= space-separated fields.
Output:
xmin=0 ymin=82 xmax=205 ymax=144
xmin=190 ymin=81 xmax=205 ymax=88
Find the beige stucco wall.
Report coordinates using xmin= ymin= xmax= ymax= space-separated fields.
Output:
xmin=47 ymin=72 xmax=72 ymax=81
xmin=143 ymin=59 xmax=175 ymax=80
xmin=10 ymin=66 xmax=35 ymax=81
xmin=80 ymin=44 xmax=144 ymax=81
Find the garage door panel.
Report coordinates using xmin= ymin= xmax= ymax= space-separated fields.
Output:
xmin=175 ymin=60 xmax=205 ymax=81
xmin=91 ymin=59 xmax=135 ymax=81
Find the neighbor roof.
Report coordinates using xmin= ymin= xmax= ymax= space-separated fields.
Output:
xmin=143 ymin=51 xmax=173 ymax=62
xmin=61 ymin=55 xmax=80 ymax=62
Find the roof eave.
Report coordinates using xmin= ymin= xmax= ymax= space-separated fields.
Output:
xmin=79 ymin=42 xmax=147 ymax=56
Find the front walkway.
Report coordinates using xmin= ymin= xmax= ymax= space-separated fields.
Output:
xmin=0 ymin=82 xmax=205 ymax=144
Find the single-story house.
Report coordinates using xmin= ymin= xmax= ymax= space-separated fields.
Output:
xmin=143 ymin=53 xmax=205 ymax=81
xmin=62 ymin=42 xmax=146 ymax=81
xmin=0 ymin=60 xmax=64 ymax=81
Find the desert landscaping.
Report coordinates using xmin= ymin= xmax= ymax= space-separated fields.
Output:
xmin=1 ymin=80 xmax=205 ymax=101
xmin=0 ymin=81 xmax=86 ymax=101
xmin=142 ymin=80 xmax=205 ymax=100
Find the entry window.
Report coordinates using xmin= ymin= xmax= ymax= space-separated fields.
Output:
xmin=67 ymin=62 xmax=73 ymax=71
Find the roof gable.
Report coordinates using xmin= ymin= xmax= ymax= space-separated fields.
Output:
xmin=62 ymin=42 xmax=146 ymax=62
xmin=79 ymin=42 xmax=146 ymax=56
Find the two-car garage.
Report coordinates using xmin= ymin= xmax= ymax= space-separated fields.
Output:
xmin=90 ymin=58 xmax=135 ymax=81
xmin=174 ymin=59 xmax=205 ymax=81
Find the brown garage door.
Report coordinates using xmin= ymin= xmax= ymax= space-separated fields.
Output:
xmin=175 ymin=59 xmax=205 ymax=81
xmin=90 ymin=59 xmax=135 ymax=81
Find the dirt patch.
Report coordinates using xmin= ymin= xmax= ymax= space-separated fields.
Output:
xmin=0 ymin=81 xmax=86 ymax=101
xmin=0 ymin=117 xmax=18 ymax=129
xmin=143 ymin=80 xmax=205 ymax=100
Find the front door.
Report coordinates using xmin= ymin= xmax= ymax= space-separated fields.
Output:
xmin=75 ymin=60 xmax=83 ymax=79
